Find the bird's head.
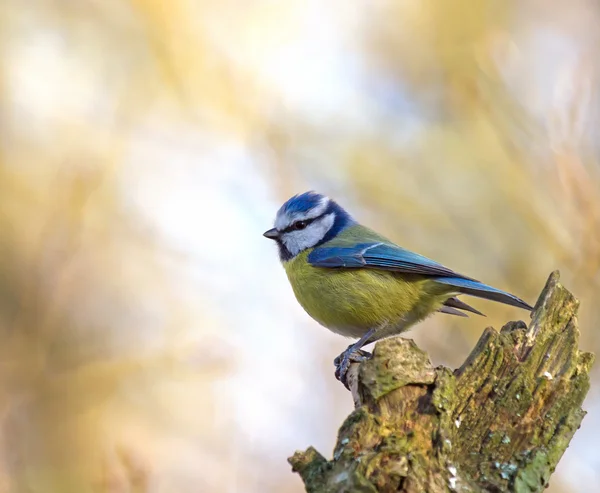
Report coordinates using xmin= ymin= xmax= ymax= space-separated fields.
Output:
xmin=264 ymin=191 xmax=355 ymax=261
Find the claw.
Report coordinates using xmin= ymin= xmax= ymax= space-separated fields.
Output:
xmin=334 ymin=347 xmax=372 ymax=389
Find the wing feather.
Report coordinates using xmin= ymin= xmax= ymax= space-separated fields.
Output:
xmin=308 ymin=242 xmax=475 ymax=280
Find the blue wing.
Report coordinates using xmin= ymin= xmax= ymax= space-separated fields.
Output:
xmin=307 ymin=242 xmax=475 ymax=279
xmin=308 ymin=242 xmax=532 ymax=310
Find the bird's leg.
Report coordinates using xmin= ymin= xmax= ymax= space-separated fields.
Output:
xmin=333 ymin=349 xmax=372 ymax=369
xmin=334 ymin=328 xmax=376 ymax=389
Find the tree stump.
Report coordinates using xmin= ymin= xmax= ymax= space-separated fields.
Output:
xmin=288 ymin=271 xmax=593 ymax=493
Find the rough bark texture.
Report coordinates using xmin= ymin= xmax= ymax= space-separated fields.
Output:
xmin=288 ymin=271 xmax=593 ymax=493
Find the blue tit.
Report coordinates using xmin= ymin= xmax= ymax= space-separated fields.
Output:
xmin=263 ymin=191 xmax=532 ymax=387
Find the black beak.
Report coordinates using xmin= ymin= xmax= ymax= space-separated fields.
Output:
xmin=263 ymin=228 xmax=279 ymax=240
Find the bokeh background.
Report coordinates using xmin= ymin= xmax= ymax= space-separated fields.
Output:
xmin=0 ymin=0 xmax=599 ymax=492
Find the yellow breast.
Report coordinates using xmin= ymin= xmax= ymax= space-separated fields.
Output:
xmin=283 ymin=251 xmax=449 ymax=338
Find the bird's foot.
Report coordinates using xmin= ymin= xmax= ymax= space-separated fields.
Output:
xmin=334 ymin=348 xmax=372 ymax=390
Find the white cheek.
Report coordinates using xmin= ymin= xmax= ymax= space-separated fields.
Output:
xmin=282 ymin=214 xmax=335 ymax=256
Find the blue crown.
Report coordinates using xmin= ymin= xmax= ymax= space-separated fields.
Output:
xmin=280 ymin=191 xmax=325 ymax=215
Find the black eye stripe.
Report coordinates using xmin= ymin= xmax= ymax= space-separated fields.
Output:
xmin=281 ymin=214 xmax=323 ymax=234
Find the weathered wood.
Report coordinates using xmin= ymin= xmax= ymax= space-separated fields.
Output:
xmin=288 ymin=271 xmax=593 ymax=493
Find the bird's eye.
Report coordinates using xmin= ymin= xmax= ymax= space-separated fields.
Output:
xmin=294 ymin=220 xmax=308 ymax=230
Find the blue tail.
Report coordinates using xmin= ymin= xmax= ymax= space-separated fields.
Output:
xmin=434 ymin=277 xmax=532 ymax=311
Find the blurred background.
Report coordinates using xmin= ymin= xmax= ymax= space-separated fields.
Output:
xmin=0 ymin=0 xmax=599 ymax=491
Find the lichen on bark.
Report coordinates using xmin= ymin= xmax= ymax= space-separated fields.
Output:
xmin=288 ymin=271 xmax=593 ymax=493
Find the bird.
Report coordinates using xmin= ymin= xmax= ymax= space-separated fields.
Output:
xmin=263 ymin=191 xmax=533 ymax=388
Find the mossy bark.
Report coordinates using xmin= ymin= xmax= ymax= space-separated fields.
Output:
xmin=288 ymin=271 xmax=593 ymax=493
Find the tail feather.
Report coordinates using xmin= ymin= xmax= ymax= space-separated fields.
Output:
xmin=439 ymin=305 xmax=469 ymax=317
xmin=434 ymin=277 xmax=533 ymax=311
xmin=444 ymin=296 xmax=485 ymax=316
